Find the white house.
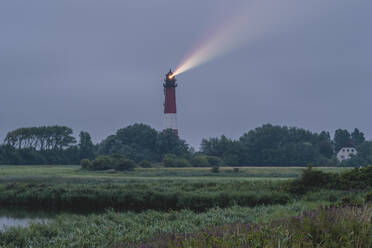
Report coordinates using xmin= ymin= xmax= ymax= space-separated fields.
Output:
xmin=337 ymin=147 xmax=357 ymax=162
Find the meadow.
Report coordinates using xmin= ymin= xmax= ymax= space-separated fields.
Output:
xmin=0 ymin=165 xmax=370 ymax=247
xmin=0 ymin=165 xmax=349 ymax=181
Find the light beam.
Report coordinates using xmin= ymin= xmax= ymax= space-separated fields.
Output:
xmin=173 ymin=0 xmax=332 ymax=77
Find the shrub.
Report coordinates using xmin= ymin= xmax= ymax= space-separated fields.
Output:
xmin=88 ymin=155 xmax=136 ymax=171
xmin=211 ymin=166 xmax=220 ymax=173
xmin=233 ymin=168 xmax=240 ymax=173
xmin=190 ymin=155 xmax=223 ymax=167
xmin=116 ymin=157 xmax=136 ymax=171
xmin=190 ymin=155 xmax=210 ymax=167
xmin=206 ymin=156 xmax=223 ymax=166
xmin=139 ymin=160 xmax=152 ymax=168
xmin=91 ymin=155 xmax=114 ymax=170
xmin=163 ymin=154 xmax=190 ymax=167
xmin=340 ymin=166 xmax=372 ymax=189
xmin=80 ymin=159 xmax=92 ymax=170
xmin=300 ymin=167 xmax=335 ymax=188
xmin=287 ymin=165 xmax=372 ymax=195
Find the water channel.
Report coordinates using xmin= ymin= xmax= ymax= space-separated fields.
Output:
xmin=0 ymin=208 xmax=51 ymax=231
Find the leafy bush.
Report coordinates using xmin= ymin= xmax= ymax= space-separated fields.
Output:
xmin=115 ymin=156 xmax=136 ymax=171
xmin=206 ymin=156 xmax=223 ymax=166
xmin=287 ymin=165 xmax=372 ymax=194
xmin=190 ymin=155 xmax=210 ymax=167
xmin=163 ymin=154 xmax=190 ymax=167
xmin=190 ymin=155 xmax=223 ymax=167
xmin=139 ymin=160 xmax=152 ymax=168
xmin=80 ymin=159 xmax=92 ymax=169
xmin=91 ymin=155 xmax=114 ymax=170
xmin=83 ymin=155 xmax=137 ymax=171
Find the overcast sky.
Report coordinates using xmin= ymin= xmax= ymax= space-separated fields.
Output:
xmin=1 ymin=0 xmax=371 ymax=149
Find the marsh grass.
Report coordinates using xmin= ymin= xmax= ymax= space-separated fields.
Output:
xmin=0 ymin=201 xmax=327 ymax=248
xmin=136 ymin=205 xmax=372 ymax=248
xmin=0 ymin=165 xmax=362 ymax=248
xmin=0 ymin=180 xmax=291 ymax=212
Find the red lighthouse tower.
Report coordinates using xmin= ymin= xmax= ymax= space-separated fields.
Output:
xmin=163 ymin=70 xmax=178 ymax=135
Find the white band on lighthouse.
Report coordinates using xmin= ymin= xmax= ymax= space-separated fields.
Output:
xmin=164 ymin=113 xmax=177 ymax=130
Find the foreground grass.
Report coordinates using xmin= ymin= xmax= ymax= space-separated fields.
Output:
xmin=0 ymin=201 xmax=328 ymax=248
xmin=136 ymin=205 xmax=372 ymax=248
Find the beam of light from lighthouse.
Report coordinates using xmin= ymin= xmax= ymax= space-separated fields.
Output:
xmin=172 ymin=0 xmax=334 ymax=77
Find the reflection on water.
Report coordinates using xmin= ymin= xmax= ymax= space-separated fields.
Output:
xmin=0 ymin=208 xmax=50 ymax=231
xmin=0 ymin=216 xmax=46 ymax=231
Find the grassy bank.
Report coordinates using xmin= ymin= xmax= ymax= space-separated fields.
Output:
xmin=0 ymin=180 xmax=290 ymax=212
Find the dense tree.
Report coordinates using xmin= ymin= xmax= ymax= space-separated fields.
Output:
xmin=156 ymin=129 xmax=190 ymax=158
xmin=342 ymin=141 xmax=372 ymax=167
xmin=97 ymin=124 xmax=191 ymax=162
xmin=334 ymin=129 xmax=352 ymax=152
xmin=79 ymin=131 xmax=95 ymax=160
xmin=351 ymin=128 xmax=365 ymax=147
xmin=0 ymin=126 xmax=79 ymax=165
xmin=98 ymin=124 xmax=159 ymax=162
xmin=238 ymin=124 xmax=323 ymax=166
xmin=200 ymin=135 xmax=241 ymax=165
xmin=2 ymin=123 xmax=372 ymax=167
xmin=317 ymin=131 xmax=333 ymax=158
xmin=4 ymin=126 xmax=76 ymax=150
xmin=0 ymin=145 xmax=23 ymax=164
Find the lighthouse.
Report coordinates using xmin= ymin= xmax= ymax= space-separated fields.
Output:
xmin=163 ymin=70 xmax=178 ymax=135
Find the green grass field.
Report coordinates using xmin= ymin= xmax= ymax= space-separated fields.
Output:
xmin=0 ymin=165 xmax=349 ymax=181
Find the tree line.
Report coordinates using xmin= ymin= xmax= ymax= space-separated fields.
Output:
xmin=200 ymin=124 xmax=369 ymax=166
xmin=0 ymin=123 xmax=371 ymax=166
xmin=4 ymin=126 xmax=76 ymax=150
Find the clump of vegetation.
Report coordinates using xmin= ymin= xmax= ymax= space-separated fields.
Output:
xmin=162 ymin=154 xmax=223 ymax=168
xmin=80 ymin=158 xmax=92 ymax=169
xmin=81 ymin=155 xmax=136 ymax=171
xmin=287 ymin=165 xmax=372 ymax=194
xmin=139 ymin=160 xmax=152 ymax=168
xmin=136 ymin=206 xmax=372 ymax=248
xmin=115 ymin=156 xmax=137 ymax=171
xmin=163 ymin=154 xmax=190 ymax=167
xmin=190 ymin=155 xmax=210 ymax=167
